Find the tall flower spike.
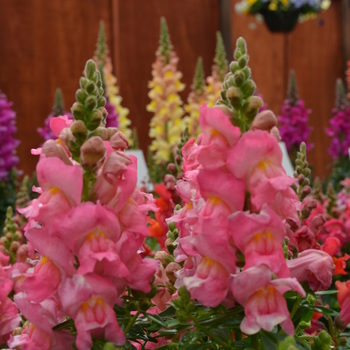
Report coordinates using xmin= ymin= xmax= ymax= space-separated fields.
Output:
xmin=93 ymin=21 xmax=133 ymax=138
xmin=216 ymin=37 xmax=263 ymax=133
xmin=277 ymin=70 xmax=313 ymax=156
xmin=15 ymin=175 xmax=30 ymax=209
xmin=326 ymin=183 xmax=337 ymax=218
xmin=206 ymin=32 xmax=228 ymax=107
xmin=37 ymin=88 xmax=72 ymax=142
xmin=148 ymin=17 xmax=185 ymax=167
xmin=335 ymin=79 xmax=349 ymax=111
xmin=292 ymin=142 xmax=312 ymax=202
xmin=0 ymin=92 xmax=20 ymax=180
xmin=184 ymin=57 xmax=207 ymax=138
xmin=287 ymin=70 xmax=299 ymax=106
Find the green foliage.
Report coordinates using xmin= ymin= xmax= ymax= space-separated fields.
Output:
xmin=326 ymin=182 xmax=337 ymax=217
xmin=0 ymin=169 xmax=17 ymax=232
xmin=95 ymin=20 xmax=108 ymax=64
xmin=328 ymin=156 xmax=350 ymax=192
xmin=335 ymin=79 xmax=349 ymax=111
xmin=216 ymin=37 xmax=263 ymax=133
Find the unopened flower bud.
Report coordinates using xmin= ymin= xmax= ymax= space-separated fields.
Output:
xmin=226 ymin=86 xmax=242 ymax=110
xmin=230 ymin=61 xmax=239 ymax=74
xmin=214 ymin=104 xmax=235 ymax=119
xmin=242 ymin=96 xmax=263 ymax=121
xmin=10 ymin=241 xmax=20 ymax=253
xmin=13 ymin=327 xmax=23 ymax=336
xmin=109 ymin=132 xmax=129 ymax=151
xmin=41 ymin=140 xmax=72 ymax=166
xmin=102 ymin=343 xmax=116 ymax=350
xmin=302 ymin=186 xmax=312 ymax=197
xmin=165 ymin=238 xmax=176 ymax=255
xmin=233 ymin=71 xmax=245 ymax=87
xmin=154 ymin=251 xmax=173 ymax=267
xmin=167 ymin=163 xmax=176 ymax=173
xmin=80 ymin=136 xmax=106 ymax=170
xmin=165 ymin=174 xmax=176 ymax=184
xmin=175 ymin=155 xmax=182 ymax=164
xmin=71 ymin=102 xmax=85 ymax=121
xmin=251 ymin=110 xmax=277 ymax=131
xmin=106 ymin=127 xmax=119 ymax=140
xmin=86 ymin=110 xmax=103 ymax=131
xmin=70 ymin=120 xmax=87 ymax=140
xmin=16 ymin=244 xmax=29 ymax=263
xmin=165 ymin=262 xmax=181 ymax=283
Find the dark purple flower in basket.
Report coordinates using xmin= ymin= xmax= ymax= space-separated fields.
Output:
xmin=277 ymin=71 xmax=313 ymax=153
xmin=326 ymin=79 xmax=350 ymax=160
xmin=37 ymin=88 xmax=72 ymax=142
xmin=0 ymin=92 xmax=20 ymax=180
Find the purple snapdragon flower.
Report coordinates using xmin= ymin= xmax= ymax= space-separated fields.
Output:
xmin=326 ymin=79 xmax=350 ymax=160
xmin=0 ymin=92 xmax=20 ymax=180
xmin=105 ymin=99 xmax=119 ymax=128
xmin=277 ymin=71 xmax=313 ymax=153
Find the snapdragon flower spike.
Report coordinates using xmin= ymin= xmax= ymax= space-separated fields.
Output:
xmin=183 ymin=57 xmax=207 ymax=138
xmin=326 ymin=79 xmax=350 ymax=159
xmin=277 ymin=71 xmax=313 ymax=154
xmin=0 ymin=92 xmax=20 ymax=180
xmin=37 ymin=88 xmax=73 ymax=142
xmin=148 ymin=17 xmax=185 ymax=165
xmin=206 ymin=32 xmax=228 ymax=108
xmin=94 ymin=21 xmax=133 ymax=139
xmin=216 ymin=37 xmax=263 ymax=133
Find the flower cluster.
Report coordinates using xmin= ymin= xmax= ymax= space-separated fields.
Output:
xmin=94 ymin=21 xmax=133 ymax=141
xmin=235 ymin=0 xmax=330 ymax=16
xmin=147 ymin=17 xmax=185 ymax=165
xmin=3 ymin=60 xmax=158 ymax=350
xmin=326 ymin=79 xmax=350 ymax=160
xmin=277 ymin=70 xmax=313 ymax=156
xmin=183 ymin=58 xmax=207 ymax=139
xmin=37 ymin=88 xmax=72 ymax=142
xmin=206 ymin=32 xmax=228 ymax=108
xmin=166 ymin=39 xmax=335 ymax=337
xmin=0 ymin=92 xmax=19 ymax=181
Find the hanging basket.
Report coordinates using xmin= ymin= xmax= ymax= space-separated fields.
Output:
xmin=259 ymin=8 xmax=300 ymax=33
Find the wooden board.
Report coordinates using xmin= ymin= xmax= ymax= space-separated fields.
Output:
xmin=0 ymin=0 xmax=112 ymax=176
xmin=112 ymin=0 xmax=219 ymax=155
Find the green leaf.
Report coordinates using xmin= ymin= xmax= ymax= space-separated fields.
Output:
xmin=315 ymin=290 xmax=339 ymax=295
xmin=158 ymin=306 xmax=176 ymax=318
xmin=211 ymin=328 xmax=230 ymax=342
xmin=187 ymin=344 xmax=214 ymax=350
xmin=52 ymin=318 xmax=75 ymax=331
xmin=147 ymin=314 xmax=167 ymax=327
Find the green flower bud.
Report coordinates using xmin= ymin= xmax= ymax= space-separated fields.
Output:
xmin=226 ymin=86 xmax=242 ymax=110
xmin=179 ymin=287 xmax=191 ymax=303
xmin=102 ymin=343 xmax=116 ymax=350
xmin=185 ymin=300 xmax=196 ymax=313
xmin=220 ymin=90 xmax=228 ymax=101
xmin=230 ymin=61 xmax=239 ymax=74
xmin=241 ymin=79 xmax=256 ymax=98
xmin=176 ymin=310 xmax=189 ymax=323
xmin=233 ymin=71 xmax=245 ymax=87
xmin=172 ymin=298 xmax=183 ymax=309
xmin=238 ymin=55 xmax=248 ymax=69
xmin=80 ymin=136 xmax=106 ymax=170
xmin=71 ymin=102 xmax=85 ymax=121
xmin=85 ymin=95 xmax=98 ymax=111
xmin=85 ymin=59 xmax=97 ymax=80
xmin=242 ymin=96 xmax=263 ymax=121
xmin=86 ymin=110 xmax=103 ymax=131
xmin=242 ymin=67 xmax=251 ymax=80
xmin=76 ymin=89 xmax=87 ymax=104
xmin=234 ymin=47 xmax=242 ymax=60
xmin=70 ymin=120 xmax=87 ymax=140
xmin=168 ymin=222 xmax=177 ymax=232
xmin=85 ymin=81 xmax=96 ymax=95
xmin=139 ymin=297 xmax=152 ymax=311
xmin=98 ymin=97 xmax=106 ymax=108
xmin=80 ymin=77 xmax=88 ymax=89
xmin=99 ymin=87 xmax=104 ymax=96
xmin=237 ymin=37 xmax=247 ymax=54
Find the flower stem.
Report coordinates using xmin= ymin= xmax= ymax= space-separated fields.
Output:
xmin=290 ymin=294 xmax=301 ymax=320
xmin=124 ymin=309 xmax=141 ymax=335
xmin=251 ymin=333 xmax=259 ymax=349
xmin=191 ymin=315 xmax=233 ymax=349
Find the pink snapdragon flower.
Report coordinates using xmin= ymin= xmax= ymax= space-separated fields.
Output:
xmin=228 ymin=205 xmax=289 ymax=277
xmin=0 ymin=298 xmax=21 ymax=345
xmin=230 ymin=265 xmax=305 ymax=335
xmin=286 ymin=249 xmax=334 ymax=291
xmin=58 ymin=273 xmax=125 ymax=350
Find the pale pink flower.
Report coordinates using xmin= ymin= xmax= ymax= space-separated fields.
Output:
xmin=228 ymin=205 xmax=289 ymax=277
xmin=58 ymin=273 xmax=125 ymax=349
xmin=0 ymin=298 xmax=21 ymax=345
xmin=286 ymin=249 xmax=334 ymax=291
xmin=49 ymin=115 xmax=73 ymax=138
xmin=230 ymin=265 xmax=305 ymax=335
xmin=183 ymin=256 xmax=230 ymax=307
